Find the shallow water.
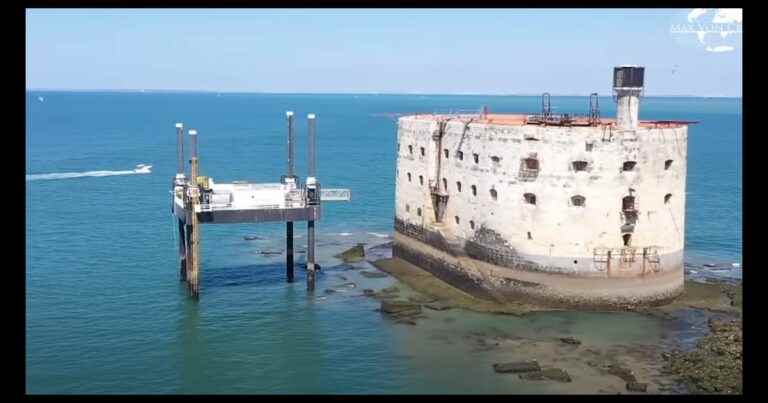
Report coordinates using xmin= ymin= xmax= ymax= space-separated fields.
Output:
xmin=26 ymin=92 xmax=741 ymax=393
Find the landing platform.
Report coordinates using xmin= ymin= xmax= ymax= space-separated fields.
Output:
xmin=172 ymin=180 xmax=349 ymax=225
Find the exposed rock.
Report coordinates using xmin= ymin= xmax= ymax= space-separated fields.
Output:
xmin=424 ymin=302 xmax=452 ymax=311
xmin=664 ymin=318 xmax=742 ymax=394
xmin=373 ymin=292 xmax=398 ymax=300
xmin=727 ymin=289 xmax=742 ymax=308
xmin=519 ymin=368 xmax=572 ymax=383
xmin=607 ymin=364 xmax=638 ymax=383
xmin=541 ymin=368 xmax=572 ymax=382
xmin=362 ymin=289 xmax=375 ymax=297
xmin=626 ymin=382 xmax=648 ymax=392
xmin=371 ymin=286 xmax=401 ymax=300
xmin=493 ymin=360 xmax=541 ymax=374
xmin=408 ymin=294 xmax=438 ymax=304
xmin=381 ymin=286 xmax=400 ymax=294
xmin=560 ymin=337 xmax=582 ymax=345
xmin=371 ymin=258 xmax=541 ymax=316
xmin=335 ymin=243 xmax=366 ymax=263
xmin=324 ymin=289 xmax=336 ymax=295
xmin=518 ymin=371 xmax=545 ymax=381
xmin=360 ymin=270 xmax=388 ymax=278
xmin=369 ymin=241 xmax=394 ymax=250
xmin=390 ymin=309 xmax=423 ymax=319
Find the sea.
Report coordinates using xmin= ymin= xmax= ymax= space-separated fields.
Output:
xmin=26 ymin=92 xmax=742 ymax=393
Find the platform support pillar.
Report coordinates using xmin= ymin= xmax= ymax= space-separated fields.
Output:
xmin=285 ymin=111 xmax=296 ymax=283
xmin=307 ymin=220 xmax=316 ymax=291
xmin=286 ymin=222 xmax=295 ymax=283
xmin=188 ymin=129 xmax=201 ymax=298
xmin=306 ymin=113 xmax=318 ymax=292
xmin=178 ymin=219 xmax=187 ymax=281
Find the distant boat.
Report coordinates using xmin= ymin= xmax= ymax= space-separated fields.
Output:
xmin=133 ymin=164 xmax=152 ymax=173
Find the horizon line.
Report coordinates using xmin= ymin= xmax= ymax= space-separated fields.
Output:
xmin=26 ymin=88 xmax=742 ymax=98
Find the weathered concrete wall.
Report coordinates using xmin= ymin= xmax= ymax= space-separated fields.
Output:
xmin=392 ymin=232 xmax=684 ymax=309
xmin=393 ymin=115 xmax=688 ymax=306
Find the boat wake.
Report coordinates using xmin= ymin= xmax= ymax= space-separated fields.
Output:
xmin=26 ymin=164 xmax=152 ymax=181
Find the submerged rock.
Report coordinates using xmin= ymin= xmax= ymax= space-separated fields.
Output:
xmin=334 ymin=243 xmax=366 ymax=263
xmin=362 ymin=289 xmax=375 ymax=297
xmin=360 ymin=270 xmax=388 ymax=278
xmin=560 ymin=337 xmax=582 ymax=345
xmin=492 ymin=360 xmax=541 ymax=374
xmin=380 ymin=301 xmax=421 ymax=315
xmin=258 ymin=250 xmax=283 ymax=255
xmin=373 ymin=292 xmax=398 ymax=300
xmin=626 ymin=382 xmax=648 ymax=392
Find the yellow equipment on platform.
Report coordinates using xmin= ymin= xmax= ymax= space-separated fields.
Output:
xmin=196 ymin=176 xmax=210 ymax=190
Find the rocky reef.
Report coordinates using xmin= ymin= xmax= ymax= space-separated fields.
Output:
xmin=335 ymin=241 xmax=743 ymax=394
xmin=662 ymin=318 xmax=742 ymax=394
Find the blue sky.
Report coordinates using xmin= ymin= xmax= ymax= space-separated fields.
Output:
xmin=26 ymin=9 xmax=742 ymax=96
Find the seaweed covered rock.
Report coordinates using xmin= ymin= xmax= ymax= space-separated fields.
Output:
xmin=560 ymin=337 xmax=581 ymax=345
xmin=335 ymin=243 xmax=366 ymax=263
xmin=493 ymin=361 xmax=541 ymax=374
xmin=380 ymin=301 xmax=421 ymax=316
xmin=408 ymin=294 xmax=438 ymax=304
xmin=664 ymin=318 xmax=742 ymax=394
xmin=519 ymin=368 xmax=572 ymax=382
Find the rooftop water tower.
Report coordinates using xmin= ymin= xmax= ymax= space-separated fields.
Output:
xmin=613 ymin=65 xmax=645 ymax=129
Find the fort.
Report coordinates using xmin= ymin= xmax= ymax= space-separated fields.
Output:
xmin=392 ymin=66 xmax=695 ymax=309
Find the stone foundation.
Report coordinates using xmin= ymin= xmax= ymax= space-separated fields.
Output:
xmin=393 ymin=231 xmax=684 ymax=310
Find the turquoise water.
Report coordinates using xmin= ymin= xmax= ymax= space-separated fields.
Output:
xmin=26 ymin=92 xmax=741 ymax=393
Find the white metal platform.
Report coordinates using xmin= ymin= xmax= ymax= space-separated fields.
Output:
xmin=172 ymin=178 xmax=350 ymax=224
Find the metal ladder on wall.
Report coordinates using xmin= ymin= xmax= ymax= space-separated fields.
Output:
xmin=642 ymin=246 xmax=662 ymax=275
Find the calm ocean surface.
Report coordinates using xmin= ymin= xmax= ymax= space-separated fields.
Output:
xmin=26 ymin=92 xmax=741 ymax=393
